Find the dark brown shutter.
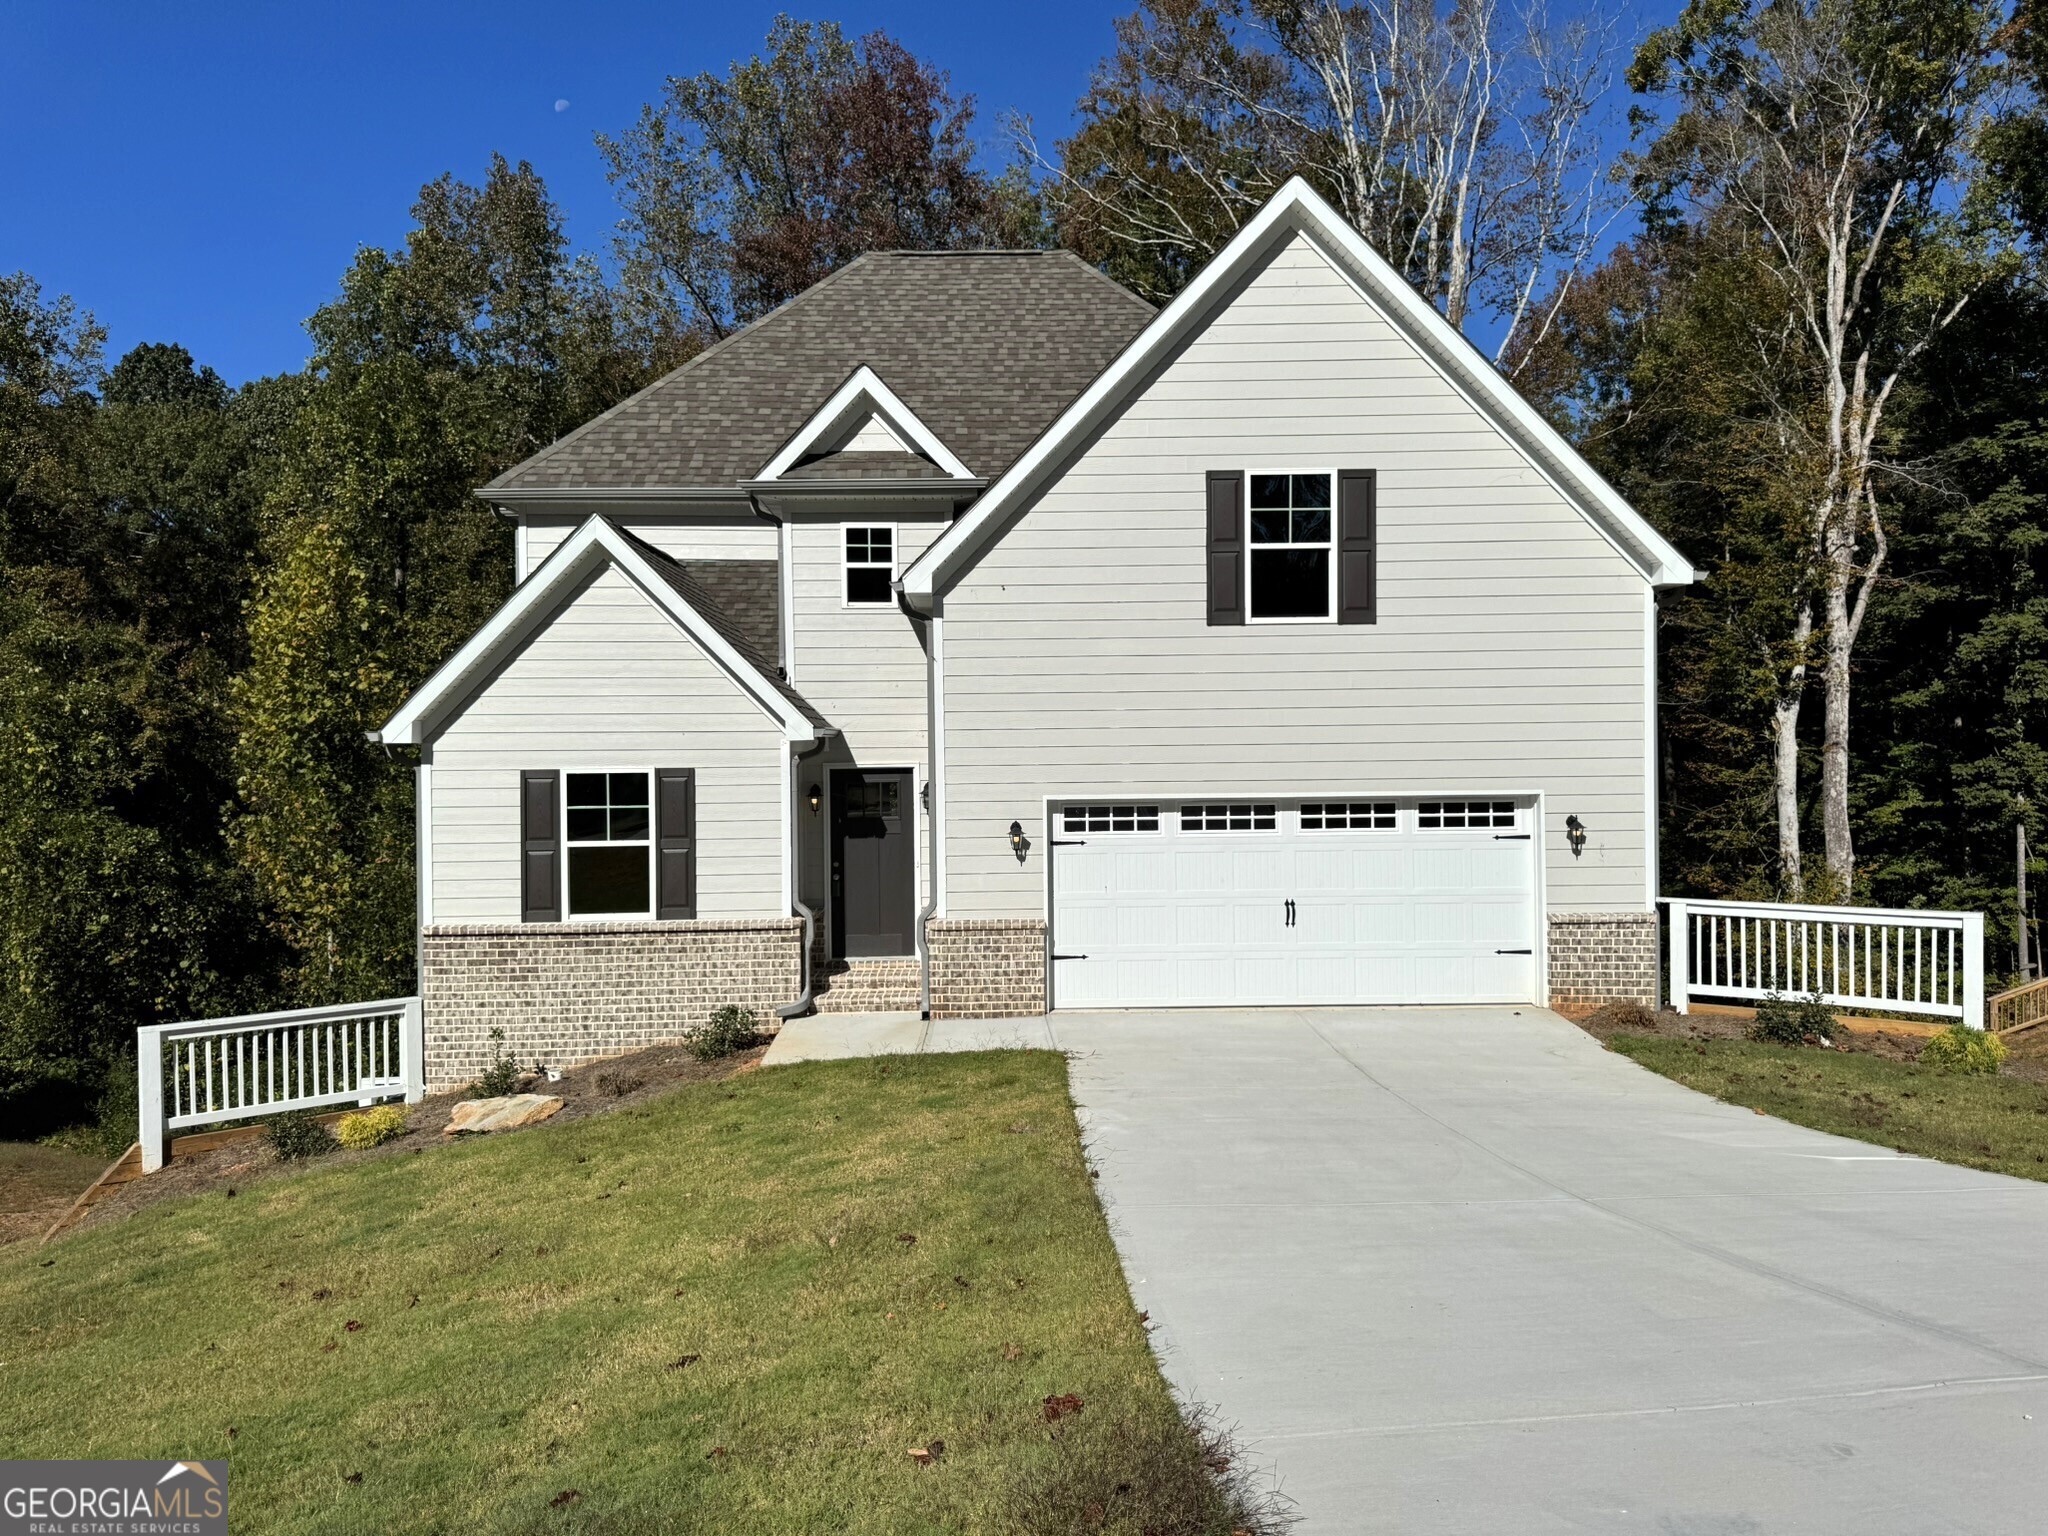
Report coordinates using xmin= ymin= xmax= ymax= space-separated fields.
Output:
xmin=656 ymin=767 xmax=697 ymax=920
xmin=1206 ymin=471 xmax=1244 ymax=626
xmin=520 ymin=770 xmax=561 ymax=922
xmin=1338 ymin=469 xmax=1377 ymax=625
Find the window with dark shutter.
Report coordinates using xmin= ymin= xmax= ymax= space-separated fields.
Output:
xmin=520 ymin=770 xmax=561 ymax=923
xmin=655 ymin=767 xmax=697 ymax=920
xmin=1206 ymin=470 xmax=1244 ymax=625
xmin=1338 ymin=468 xmax=1377 ymax=624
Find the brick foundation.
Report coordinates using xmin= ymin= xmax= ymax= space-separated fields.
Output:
xmin=927 ymin=918 xmax=1047 ymax=1019
xmin=421 ymin=919 xmax=802 ymax=1090
xmin=1548 ymin=911 xmax=1659 ymax=1013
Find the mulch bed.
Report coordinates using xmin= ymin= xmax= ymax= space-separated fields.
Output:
xmin=59 ymin=1040 xmax=768 ymax=1241
xmin=1572 ymin=1000 xmax=1937 ymax=1061
xmin=0 ymin=1144 xmax=113 ymax=1248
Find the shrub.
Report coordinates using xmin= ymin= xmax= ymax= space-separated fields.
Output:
xmin=92 ymin=1055 xmax=141 ymax=1158
xmin=596 ymin=1070 xmax=645 ymax=1098
xmin=267 ymin=1109 xmax=337 ymax=1161
xmin=1749 ymin=992 xmax=1832 ymax=1046
xmin=1920 ymin=1025 xmax=2008 ymax=1075
xmin=684 ymin=1004 xmax=762 ymax=1061
xmin=473 ymin=1027 xmax=521 ymax=1098
xmin=335 ymin=1103 xmax=407 ymax=1150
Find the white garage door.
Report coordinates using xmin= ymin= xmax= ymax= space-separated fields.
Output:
xmin=1049 ymin=797 xmax=1539 ymax=1008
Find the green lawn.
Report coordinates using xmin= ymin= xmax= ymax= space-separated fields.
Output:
xmin=0 ymin=1052 xmax=1246 ymax=1535
xmin=1609 ymin=1033 xmax=2048 ymax=1180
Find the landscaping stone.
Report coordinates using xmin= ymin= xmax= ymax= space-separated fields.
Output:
xmin=444 ymin=1094 xmax=564 ymax=1135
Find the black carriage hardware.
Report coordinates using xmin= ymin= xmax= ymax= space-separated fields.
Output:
xmin=1494 ymin=833 xmax=1531 ymax=840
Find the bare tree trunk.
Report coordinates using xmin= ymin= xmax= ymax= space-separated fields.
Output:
xmin=1818 ymin=564 xmax=1854 ymax=893
xmin=1773 ymin=601 xmax=1813 ymax=900
xmin=1816 ymin=483 xmax=1886 ymax=896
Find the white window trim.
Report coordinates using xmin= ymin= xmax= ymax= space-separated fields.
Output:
xmin=561 ymin=767 xmax=655 ymax=921
xmin=1242 ymin=467 xmax=1340 ymax=625
xmin=841 ymin=521 xmax=899 ymax=609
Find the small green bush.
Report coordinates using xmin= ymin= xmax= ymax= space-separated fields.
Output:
xmin=1749 ymin=991 xmax=1833 ymax=1046
xmin=473 ymin=1027 xmax=521 ymax=1098
xmin=684 ymin=1004 xmax=762 ymax=1061
xmin=267 ymin=1109 xmax=338 ymax=1161
xmin=335 ymin=1103 xmax=408 ymax=1150
xmin=1920 ymin=1025 xmax=2008 ymax=1075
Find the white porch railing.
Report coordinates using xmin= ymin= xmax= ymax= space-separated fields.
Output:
xmin=137 ymin=997 xmax=424 ymax=1172
xmin=1664 ymin=899 xmax=1984 ymax=1030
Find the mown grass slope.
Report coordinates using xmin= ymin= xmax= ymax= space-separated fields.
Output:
xmin=1610 ymin=1033 xmax=2048 ymax=1180
xmin=0 ymin=1052 xmax=1242 ymax=1535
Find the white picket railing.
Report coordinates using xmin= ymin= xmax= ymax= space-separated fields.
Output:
xmin=137 ymin=997 xmax=424 ymax=1172
xmin=1664 ymin=899 xmax=1984 ymax=1029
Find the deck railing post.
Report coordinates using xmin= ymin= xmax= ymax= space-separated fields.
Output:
xmin=1964 ymin=911 xmax=1987 ymax=1030
xmin=403 ymin=998 xmax=426 ymax=1103
xmin=137 ymin=1025 xmax=169 ymax=1173
xmin=1667 ymin=899 xmax=1690 ymax=1014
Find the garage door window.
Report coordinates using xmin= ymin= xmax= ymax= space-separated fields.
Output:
xmin=1301 ymin=801 xmax=1397 ymax=830
xmin=1062 ymin=805 xmax=1161 ymax=834
xmin=1418 ymin=800 xmax=1518 ymax=830
xmin=1181 ymin=803 xmax=1278 ymax=832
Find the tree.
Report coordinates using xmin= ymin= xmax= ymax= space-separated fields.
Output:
xmin=0 ymin=291 xmax=285 ymax=1119
xmin=1629 ymin=0 xmax=2016 ymax=896
xmin=598 ymin=17 xmax=1023 ymax=336
xmin=1036 ymin=0 xmax=1632 ymax=363
xmin=232 ymin=157 xmax=665 ymax=1002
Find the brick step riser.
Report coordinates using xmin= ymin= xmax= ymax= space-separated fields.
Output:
xmin=811 ymin=960 xmax=921 ymax=1015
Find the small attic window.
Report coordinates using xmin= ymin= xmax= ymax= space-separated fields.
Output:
xmin=844 ymin=525 xmax=895 ymax=606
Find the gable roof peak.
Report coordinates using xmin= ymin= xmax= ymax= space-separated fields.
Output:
xmin=902 ymin=177 xmax=1695 ymax=599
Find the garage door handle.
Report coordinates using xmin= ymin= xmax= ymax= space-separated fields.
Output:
xmin=1493 ymin=833 xmax=1531 ymax=840
xmin=1495 ymin=948 xmax=1533 ymax=955
xmin=1052 ymin=953 xmax=1088 ymax=961
xmin=1050 ymin=839 xmax=1087 ymax=846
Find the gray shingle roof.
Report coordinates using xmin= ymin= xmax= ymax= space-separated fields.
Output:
xmin=612 ymin=526 xmax=830 ymax=733
xmin=782 ymin=449 xmax=954 ymax=481
xmin=487 ymin=251 xmax=1154 ymax=494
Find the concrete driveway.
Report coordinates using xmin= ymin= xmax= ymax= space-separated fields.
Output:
xmin=1056 ymin=1006 xmax=2048 ymax=1535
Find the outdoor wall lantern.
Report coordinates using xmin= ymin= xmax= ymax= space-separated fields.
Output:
xmin=807 ymin=784 xmax=822 ymax=817
xmin=1566 ymin=814 xmax=1587 ymax=858
xmin=1009 ymin=820 xmax=1028 ymax=863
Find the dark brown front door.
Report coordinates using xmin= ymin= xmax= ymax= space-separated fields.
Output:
xmin=832 ymin=770 xmax=914 ymax=958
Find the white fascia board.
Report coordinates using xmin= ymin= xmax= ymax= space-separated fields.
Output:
xmin=378 ymin=515 xmax=820 ymax=746
xmin=903 ymin=178 xmax=1696 ymax=604
xmin=756 ymin=365 xmax=974 ymax=481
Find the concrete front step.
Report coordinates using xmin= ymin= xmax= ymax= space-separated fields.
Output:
xmin=811 ymin=958 xmax=921 ymax=1014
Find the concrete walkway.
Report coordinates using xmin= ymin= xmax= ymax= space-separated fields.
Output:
xmin=762 ymin=1011 xmax=1057 ymax=1064
xmin=1056 ymin=1007 xmax=2048 ymax=1534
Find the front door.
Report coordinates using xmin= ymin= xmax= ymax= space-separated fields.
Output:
xmin=831 ymin=770 xmax=915 ymax=958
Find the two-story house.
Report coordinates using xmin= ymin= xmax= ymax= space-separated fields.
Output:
xmin=378 ymin=179 xmax=1693 ymax=1088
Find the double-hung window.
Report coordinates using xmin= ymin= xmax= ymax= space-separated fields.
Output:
xmin=844 ymin=525 xmax=895 ymax=606
xmin=1248 ymin=472 xmax=1334 ymax=621
xmin=565 ymin=772 xmax=652 ymax=917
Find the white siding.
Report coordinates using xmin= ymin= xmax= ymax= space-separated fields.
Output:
xmin=940 ymin=230 xmax=1651 ymax=920
xmin=787 ymin=510 xmax=944 ymax=913
xmin=427 ymin=562 xmax=786 ymax=922
xmin=521 ymin=512 xmax=776 ymax=578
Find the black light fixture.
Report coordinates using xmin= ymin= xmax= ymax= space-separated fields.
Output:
xmin=1009 ymin=820 xmax=1027 ymax=863
xmin=807 ymin=783 xmax=822 ymax=817
xmin=1566 ymin=814 xmax=1587 ymax=858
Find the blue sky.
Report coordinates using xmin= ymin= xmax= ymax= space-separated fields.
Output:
xmin=2 ymin=1 xmax=1123 ymax=384
xmin=3 ymin=2 xmax=1665 ymax=386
